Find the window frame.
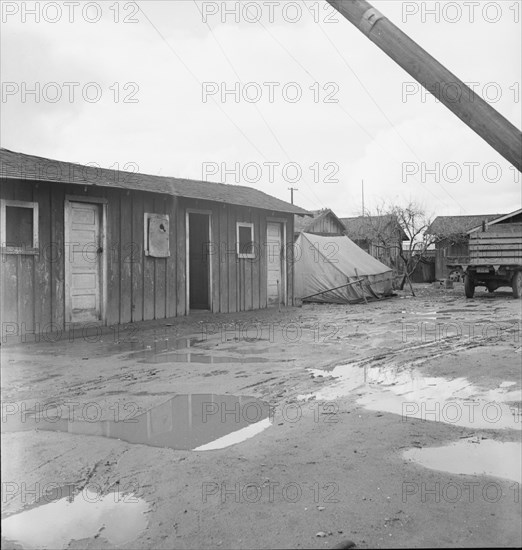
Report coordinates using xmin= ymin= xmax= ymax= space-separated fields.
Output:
xmin=236 ymin=222 xmax=255 ymax=259
xmin=0 ymin=199 xmax=39 ymax=255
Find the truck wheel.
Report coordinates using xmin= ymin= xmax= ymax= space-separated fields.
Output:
xmin=464 ymin=275 xmax=475 ymax=298
xmin=512 ymin=272 xmax=522 ymax=299
xmin=487 ymin=282 xmax=498 ymax=293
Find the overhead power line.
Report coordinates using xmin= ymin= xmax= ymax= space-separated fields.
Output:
xmin=192 ymin=0 xmax=326 ymax=208
xmin=138 ymin=2 xmax=267 ymax=162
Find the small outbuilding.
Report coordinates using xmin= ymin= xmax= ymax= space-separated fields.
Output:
xmin=293 ymin=208 xmax=346 ymax=240
xmin=0 ymin=149 xmax=308 ymax=339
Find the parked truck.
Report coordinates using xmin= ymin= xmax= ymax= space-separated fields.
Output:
xmin=462 ymin=223 xmax=522 ymax=298
xmin=327 ymin=0 xmax=522 ymax=298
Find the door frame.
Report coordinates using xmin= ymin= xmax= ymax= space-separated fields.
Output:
xmin=266 ymin=218 xmax=288 ymax=306
xmin=64 ymin=195 xmax=108 ymax=325
xmin=185 ymin=209 xmax=213 ymax=314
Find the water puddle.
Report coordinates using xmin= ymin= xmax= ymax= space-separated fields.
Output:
xmin=121 ymin=336 xmax=200 ymax=356
xmin=131 ymin=351 xmax=269 ymax=364
xmin=1 ymin=485 xmax=148 ymax=549
xmin=219 ymin=347 xmax=269 ymax=355
xmin=404 ymin=438 xmax=522 ymax=482
xmin=119 ymin=334 xmax=274 ymax=364
xmin=301 ymin=361 xmax=521 ymax=430
xmin=436 ymin=309 xmax=475 ymax=314
xmin=401 ymin=311 xmax=453 ymax=321
xmin=3 ymin=394 xmax=272 ymax=451
xmin=194 ymin=417 xmax=271 ymax=450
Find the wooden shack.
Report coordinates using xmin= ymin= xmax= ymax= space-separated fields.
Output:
xmin=0 ymin=149 xmax=308 ymax=339
xmin=293 ymin=208 xmax=346 ymax=240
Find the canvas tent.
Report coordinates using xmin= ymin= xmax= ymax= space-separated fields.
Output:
xmin=294 ymin=233 xmax=393 ymax=303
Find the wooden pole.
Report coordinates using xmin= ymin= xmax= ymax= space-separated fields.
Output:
xmin=301 ymin=278 xmax=365 ymax=301
xmin=326 ymin=0 xmax=522 ymax=172
xmin=354 ymin=268 xmax=368 ymax=304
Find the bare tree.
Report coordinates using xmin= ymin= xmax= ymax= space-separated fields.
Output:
xmin=355 ymin=201 xmax=473 ymax=296
xmin=389 ymin=202 xmax=436 ymax=295
xmin=359 ymin=201 xmax=436 ymax=296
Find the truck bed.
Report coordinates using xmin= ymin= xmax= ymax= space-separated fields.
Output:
xmin=469 ymin=223 xmax=522 ymax=266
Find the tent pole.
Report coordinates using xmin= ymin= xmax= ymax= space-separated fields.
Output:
xmin=300 ymin=278 xmax=365 ymax=301
xmin=355 ymin=268 xmax=368 ymax=304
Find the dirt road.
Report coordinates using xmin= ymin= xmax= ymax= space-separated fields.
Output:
xmin=1 ymin=283 xmax=521 ymax=549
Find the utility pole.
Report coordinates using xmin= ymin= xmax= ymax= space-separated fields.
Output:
xmin=288 ymin=187 xmax=298 ymax=205
xmin=326 ymin=0 xmax=522 ymax=172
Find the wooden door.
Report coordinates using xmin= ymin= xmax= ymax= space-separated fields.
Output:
xmin=67 ymin=201 xmax=102 ymax=323
xmin=266 ymin=222 xmax=283 ymax=306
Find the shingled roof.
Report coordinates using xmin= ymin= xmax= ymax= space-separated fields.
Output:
xmin=341 ymin=215 xmax=408 ymax=241
xmin=0 ymin=148 xmax=309 ymax=215
xmin=466 ymin=208 xmax=522 ymax=233
xmin=427 ymin=214 xmax=505 ymax=236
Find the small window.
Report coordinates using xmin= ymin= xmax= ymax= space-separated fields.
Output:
xmin=144 ymin=213 xmax=170 ymax=258
xmin=0 ymin=200 xmax=39 ymax=254
xmin=237 ymin=222 xmax=255 ymax=259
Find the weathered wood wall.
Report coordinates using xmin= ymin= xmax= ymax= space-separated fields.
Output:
xmin=410 ymin=259 xmax=436 ymax=283
xmin=435 ymin=239 xmax=469 ymax=280
xmin=469 ymin=224 xmax=522 ymax=265
xmin=0 ymin=180 xmax=294 ymax=338
xmin=308 ymin=215 xmax=344 ymax=235
xmin=179 ymin=198 xmax=293 ymax=314
xmin=0 ymin=180 xmax=180 ymax=334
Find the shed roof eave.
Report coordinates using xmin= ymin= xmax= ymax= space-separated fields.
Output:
xmin=0 ymin=148 xmax=309 ymax=215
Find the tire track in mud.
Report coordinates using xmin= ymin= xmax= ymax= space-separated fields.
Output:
xmin=271 ymin=334 xmax=506 ymax=404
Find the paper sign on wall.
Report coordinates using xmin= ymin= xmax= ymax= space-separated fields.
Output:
xmin=145 ymin=213 xmax=170 ymax=257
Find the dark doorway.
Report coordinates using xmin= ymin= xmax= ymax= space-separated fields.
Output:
xmin=188 ymin=213 xmax=211 ymax=310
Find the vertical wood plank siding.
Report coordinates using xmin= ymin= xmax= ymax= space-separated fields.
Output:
xmin=1 ymin=180 xmax=294 ymax=337
xmin=119 ymin=191 xmax=132 ymax=324
xmin=106 ymin=188 xmax=121 ymax=326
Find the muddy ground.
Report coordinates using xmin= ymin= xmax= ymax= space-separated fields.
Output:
xmin=1 ymin=283 xmax=521 ymax=549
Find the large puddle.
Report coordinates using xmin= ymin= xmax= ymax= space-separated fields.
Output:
xmin=404 ymin=438 xmax=522 ymax=483
xmin=122 ymin=336 xmax=270 ymax=364
xmin=301 ymin=361 xmax=521 ymax=430
xmin=130 ymin=351 xmax=269 ymax=364
xmin=120 ymin=335 xmax=270 ymax=364
xmin=2 ymin=486 xmax=149 ymax=549
xmin=4 ymin=394 xmax=272 ymax=451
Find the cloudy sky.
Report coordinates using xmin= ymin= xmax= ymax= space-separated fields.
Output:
xmin=1 ymin=0 xmax=521 ymax=218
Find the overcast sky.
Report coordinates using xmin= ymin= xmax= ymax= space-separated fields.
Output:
xmin=1 ymin=0 xmax=521 ymax=218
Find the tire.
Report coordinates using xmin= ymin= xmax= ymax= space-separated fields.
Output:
xmin=512 ymin=271 xmax=522 ymax=299
xmin=464 ymin=274 xmax=475 ymax=298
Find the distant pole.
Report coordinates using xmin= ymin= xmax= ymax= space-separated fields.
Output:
xmin=288 ymin=187 xmax=298 ymax=205
xmin=361 ymin=180 xmax=365 ymax=216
